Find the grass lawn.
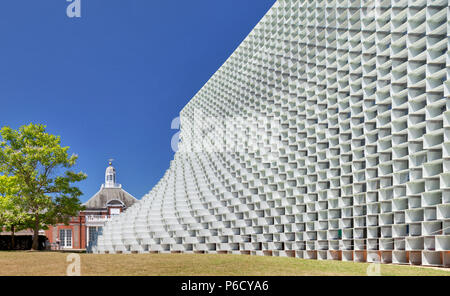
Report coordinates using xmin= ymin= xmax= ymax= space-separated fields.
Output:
xmin=0 ymin=251 xmax=449 ymax=276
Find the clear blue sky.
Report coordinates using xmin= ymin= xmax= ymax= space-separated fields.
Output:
xmin=0 ymin=0 xmax=276 ymax=202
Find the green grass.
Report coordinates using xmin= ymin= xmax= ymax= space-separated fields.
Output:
xmin=0 ymin=251 xmax=449 ymax=276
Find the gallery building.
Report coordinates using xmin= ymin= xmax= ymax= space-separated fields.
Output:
xmin=45 ymin=161 xmax=137 ymax=250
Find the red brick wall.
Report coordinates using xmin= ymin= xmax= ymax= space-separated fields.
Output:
xmin=44 ymin=208 xmax=119 ymax=250
xmin=45 ymin=214 xmax=87 ymax=249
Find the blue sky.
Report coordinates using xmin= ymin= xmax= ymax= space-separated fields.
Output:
xmin=0 ymin=0 xmax=275 ymax=202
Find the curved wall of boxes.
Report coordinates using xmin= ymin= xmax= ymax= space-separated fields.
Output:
xmin=92 ymin=0 xmax=450 ymax=267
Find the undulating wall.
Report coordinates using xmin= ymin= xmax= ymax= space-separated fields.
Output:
xmin=93 ymin=0 xmax=450 ymax=267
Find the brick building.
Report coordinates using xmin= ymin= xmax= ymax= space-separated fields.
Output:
xmin=45 ymin=161 xmax=137 ymax=250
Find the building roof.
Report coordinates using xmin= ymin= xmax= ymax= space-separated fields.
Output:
xmin=83 ymin=187 xmax=137 ymax=210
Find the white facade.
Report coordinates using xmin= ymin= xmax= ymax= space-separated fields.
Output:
xmin=92 ymin=0 xmax=450 ymax=267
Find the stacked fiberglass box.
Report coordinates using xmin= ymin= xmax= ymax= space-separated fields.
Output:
xmin=92 ymin=0 xmax=450 ymax=267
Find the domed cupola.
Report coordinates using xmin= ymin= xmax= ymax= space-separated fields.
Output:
xmin=104 ymin=159 xmax=120 ymax=188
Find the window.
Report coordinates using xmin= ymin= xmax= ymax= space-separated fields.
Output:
xmin=59 ymin=229 xmax=72 ymax=248
xmin=88 ymin=226 xmax=103 ymax=247
xmin=110 ymin=208 xmax=121 ymax=215
xmin=88 ymin=227 xmax=97 ymax=244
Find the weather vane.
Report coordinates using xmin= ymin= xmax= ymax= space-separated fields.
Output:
xmin=108 ymin=158 xmax=114 ymax=165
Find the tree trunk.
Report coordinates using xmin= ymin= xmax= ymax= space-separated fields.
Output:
xmin=31 ymin=217 xmax=40 ymax=250
xmin=11 ymin=225 xmax=15 ymax=250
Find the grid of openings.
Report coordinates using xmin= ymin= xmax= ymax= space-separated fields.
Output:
xmin=93 ymin=0 xmax=450 ymax=267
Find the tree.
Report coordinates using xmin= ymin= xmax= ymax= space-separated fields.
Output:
xmin=0 ymin=123 xmax=87 ymax=250
xmin=0 ymin=175 xmax=28 ymax=249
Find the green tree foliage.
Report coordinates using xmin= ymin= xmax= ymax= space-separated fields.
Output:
xmin=0 ymin=123 xmax=87 ymax=250
xmin=0 ymin=175 xmax=28 ymax=249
